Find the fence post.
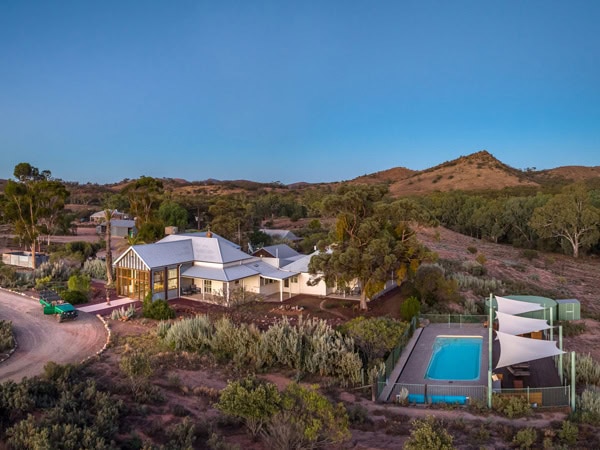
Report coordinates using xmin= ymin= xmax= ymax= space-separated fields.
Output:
xmin=571 ymin=351 xmax=576 ymax=412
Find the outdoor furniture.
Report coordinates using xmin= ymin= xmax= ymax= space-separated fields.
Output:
xmin=507 ymin=365 xmax=530 ymax=377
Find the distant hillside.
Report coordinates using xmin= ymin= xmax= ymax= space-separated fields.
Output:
xmin=351 ymin=166 xmax=416 ymax=185
xmin=3 ymin=151 xmax=598 ymax=204
xmin=532 ymin=165 xmax=600 ymax=183
xmin=363 ymin=150 xmax=540 ymax=196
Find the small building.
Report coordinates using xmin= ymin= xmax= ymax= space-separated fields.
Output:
xmin=90 ymin=209 xmax=128 ymax=224
xmin=556 ymin=299 xmax=581 ymax=321
xmin=96 ymin=219 xmax=137 ymax=238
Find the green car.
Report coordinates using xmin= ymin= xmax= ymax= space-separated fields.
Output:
xmin=39 ymin=290 xmax=79 ymax=322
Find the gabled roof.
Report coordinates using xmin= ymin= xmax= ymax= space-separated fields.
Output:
xmin=130 ymin=240 xmax=194 ymax=269
xmin=157 ymin=235 xmax=252 ymax=264
xmin=106 ymin=219 xmax=136 ymax=228
xmin=253 ymin=244 xmax=301 ymax=259
xmin=182 ymin=259 xmax=298 ymax=281
xmin=281 ymin=251 xmax=316 ymax=273
xmin=260 ymin=229 xmax=301 ymax=241
xmin=166 ymin=231 xmax=241 ymax=249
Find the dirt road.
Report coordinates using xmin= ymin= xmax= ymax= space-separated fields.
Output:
xmin=0 ymin=289 xmax=107 ymax=382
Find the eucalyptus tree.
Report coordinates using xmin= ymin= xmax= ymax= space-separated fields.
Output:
xmin=123 ymin=176 xmax=163 ymax=226
xmin=530 ymin=183 xmax=600 ymax=258
xmin=3 ymin=163 xmax=68 ymax=268
xmin=309 ymin=185 xmax=431 ymax=310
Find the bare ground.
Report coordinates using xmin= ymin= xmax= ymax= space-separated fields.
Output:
xmin=0 ymin=289 xmax=107 ymax=382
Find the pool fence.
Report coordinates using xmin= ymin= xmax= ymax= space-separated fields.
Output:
xmin=379 ymin=382 xmax=571 ymax=408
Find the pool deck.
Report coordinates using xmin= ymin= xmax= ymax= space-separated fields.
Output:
xmin=397 ymin=323 xmax=489 ymax=386
xmin=379 ymin=322 xmax=563 ymax=402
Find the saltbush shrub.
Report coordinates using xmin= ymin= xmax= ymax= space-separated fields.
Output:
xmin=161 ymin=316 xmax=362 ymax=386
xmin=81 ymin=258 xmax=108 ymax=280
xmin=563 ymin=353 xmax=600 ymax=386
xmin=576 ymin=388 xmax=600 ymax=424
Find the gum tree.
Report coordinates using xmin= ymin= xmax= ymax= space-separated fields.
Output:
xmin=3 ymin=163 xmax=68 ymax=269
xmin=309 ymin=185 xmax=431 ymax=310
xmin=530 ymin=183 xmax=600 ymax=258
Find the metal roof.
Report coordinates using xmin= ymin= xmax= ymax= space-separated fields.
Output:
xmin=169 ymin=231 xmax=241 ymax=249
xmin=256 ymin=244 xmax=301 ymax=259
xmin=158 ymin=235 xmax=252 ymax=264
xmin=182 ymin=264 xmax=257 ymax=282
xmin=182 ymin=260 xmax=297 ymax=281
xmin=132 ymin=240 xmax=195 ymax=268
xmin=259 ymin=229 xmax=302 ymax=241
xmin=281 ymin=251 xmax=316 ymax=273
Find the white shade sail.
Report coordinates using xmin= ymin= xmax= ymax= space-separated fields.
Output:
xmin=495 ymin=295 xmax=544 ymax=315
xmin=495 ymin=331 xmax=564 ymax=368
xmin=496 ymin=311 xmax=552 ymax=336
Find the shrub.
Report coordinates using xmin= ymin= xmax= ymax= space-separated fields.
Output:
xmin=475 ymin=253 xmax=487 ymax=265
xmin=512 ymin=427 xmax=537 ymax=449
xmin=216 ymin=376 xmax=281 ymax=437
xmin=557 ymin=420 xmax=578 ymax=445
xmin=165 ymin=417 xmax=196 ymax=450
xmin=0 ymin=262 xmax=18 ymax=288
xmin=521 ymin=249 xmax=539 ymax=261
xmin=577 ymin=388 xmax=600 ymax=424
xmin=467 ymin=246 xmax=477 ymax=254
xmin=563 ymin=353 xmax=600 ymax=386
xmin=81 ymin=258 xmax=108 ymax=280
xmin=338 ymin=316 xmax=408 ymax=363
xmin=404 ymin=416 xmax=455 ymax=450
xmin=143 ymin=298 xmax=175 ymax=321
xmin=120 ymin=350 xmax=153 ymax=401
xmin=492 ymin=395 xmax=532 ymax=419
xmin=261 ymin=383 xmax=350 ymax=449
xmin=414 ymin=264 xmax=460 ymax=305
xmin=67 ymin=273 xmax=91 ymax=294
xmin=60 ymin=289 xmax=88 ymax=305
xmin=400 ymin=296 xmax=421 ymax=321
xmin=0 ymin=319 xmax=15 ymax=352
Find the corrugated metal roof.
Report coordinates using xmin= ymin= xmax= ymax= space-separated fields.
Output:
xmin=281 ymin=252 xmax=315 ymax=273
xmin=182 ymin=264 xmax=258 ymax=281
xmin=133 ymin=240 xmax=194 ymax=268
xmin=260 ymin=229 xmax=301 ymax=241
xmin=158 ymin=235 xmax=252 ymax=264
xmin=258 ymin=244 xmax=300 ymax=259
xmin=248 ymin=260 xmax=298 ymax=280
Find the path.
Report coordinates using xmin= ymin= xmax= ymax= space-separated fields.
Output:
xmin=0 ymin=289 xmax=107 ymax=382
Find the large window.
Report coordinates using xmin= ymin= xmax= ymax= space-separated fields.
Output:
xmin=116 ymin=267 xmax=150 ymax=300
xmin=168 ymin=268 xmax=178 ymax=290
xmin=204 ymin=279 xmax=212 ymax=294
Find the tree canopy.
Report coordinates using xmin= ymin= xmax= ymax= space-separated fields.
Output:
xmin=309 ymin=185 xmax=431 ymax=310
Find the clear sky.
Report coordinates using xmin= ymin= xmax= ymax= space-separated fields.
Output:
xmin=1 ymin=1 xmax=599 ymax=185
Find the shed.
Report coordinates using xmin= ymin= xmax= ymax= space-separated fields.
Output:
xmin=556 ymin=299 xmax=581 ymax=321
xmin=505 ymin=295 xmax=557 ymax=321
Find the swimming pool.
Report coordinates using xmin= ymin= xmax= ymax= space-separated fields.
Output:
xmin=425 ymin=336 xmax=482 ymax=381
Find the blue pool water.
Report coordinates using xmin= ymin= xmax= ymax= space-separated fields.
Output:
xmin=425 ymin=336 xmax=482 ymax=381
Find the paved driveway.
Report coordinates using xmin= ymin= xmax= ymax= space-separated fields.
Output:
xmin=0 ymin=289 xmax=107 ymax=382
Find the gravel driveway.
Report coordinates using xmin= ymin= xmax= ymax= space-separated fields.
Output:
xmin=0 ymin=289 xmax=107 ymax=382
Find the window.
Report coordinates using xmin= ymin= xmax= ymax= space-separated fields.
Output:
xmin=168 ymin=268 xmax=178 ymax=290
xmin=153 ymin=270 xmax=164 ymax=292
xmin=292 ymin=276 xmax=298 ymax=283
xmin=204 ymin=279 xmax=212 ymax=294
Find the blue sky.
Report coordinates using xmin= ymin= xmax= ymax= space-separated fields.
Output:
xmin=1 ymin=1 xmax=598 ymax=184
